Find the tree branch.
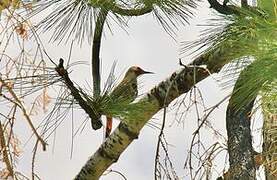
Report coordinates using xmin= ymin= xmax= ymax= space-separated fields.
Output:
xmin=92 ymin=9 xmax=108 ymax=97
xmin=111 ymin=5 xmax=152 ymax=16
xmin=91 ymin=9 xmax=108 ymax=129
xmin=207 ymin=0 xmax=239 ymax=15
xmin=55 ymin=59 xmax=102 ymax=130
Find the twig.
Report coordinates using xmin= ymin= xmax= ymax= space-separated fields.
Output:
xmin=193 ymin=94 xmax=231 ymax=135
xmin=32 ymin=140 xmax=39 ymax=180
xmin=154 ymin=107 xmax=167 ymax=180
xmin=103 ymin=169 xmax=128 ymax=180
xmin=0 ymin=78 xmax=47 ymax=151
xmin=55 ymin=59 xmax=102 ymax=130
xmin=0 ymin=121 xmax=14 ymax=177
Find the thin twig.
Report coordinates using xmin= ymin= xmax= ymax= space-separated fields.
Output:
xmin=154 ymin=107 xmax=167 ymax=180
xmin=103 ymin=169 xmax=128 ymax=180
xmin=0 ymin=121 xmax=14 ymax=177
xmin=32 ymin=140 xmax=39 ymax=180
xmin=0 ymin=78 xmax=47 ymax=151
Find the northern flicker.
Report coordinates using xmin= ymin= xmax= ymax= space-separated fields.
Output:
xmin=105 ymin=66 xmax=153 ymax=138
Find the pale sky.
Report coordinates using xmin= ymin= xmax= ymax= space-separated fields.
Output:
xmin=3 ymin=0 xmax=263 ymax=179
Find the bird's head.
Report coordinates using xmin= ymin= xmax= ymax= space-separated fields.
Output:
xmin=124 ymin=66 xmax=153 ymax=79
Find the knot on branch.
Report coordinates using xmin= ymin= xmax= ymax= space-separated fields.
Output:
xmin=99 ymin=146 xmax=119 ymax=162
xmin=55 ymin=58 xmax=68 ymax=76
xmin=118 ymin=122 xmax=139 ymax=140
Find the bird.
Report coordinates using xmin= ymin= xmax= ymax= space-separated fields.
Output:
xmin=105 ymin=66 xmax=153 ymax=138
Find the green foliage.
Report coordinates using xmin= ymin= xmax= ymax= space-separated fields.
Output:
xmin=87 ymin=0 xmax=115 ymax=8
xmin=262 ymin=81 xmax=277 ymax=114
xmin=31 ymin=0 xmax=200 ymax=119
xmin=185 ymin=5 xmax=276 ymax=111
xmin=84 ymin=86 xmax=155 ymax=122
xmin=257 ymin=0 xmax=277 ymax=18
xmin=138 ymin=0 xmax=199 ymax=35
xmin=33 ymin=0 xmax=199 ymax=42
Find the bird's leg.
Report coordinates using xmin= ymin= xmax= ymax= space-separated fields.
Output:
xmin=105 ymin=116 xmax=113 ymax=138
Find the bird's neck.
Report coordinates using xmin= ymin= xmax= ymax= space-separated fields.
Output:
xmin=123 ymin=74 xmax=138 ymax=82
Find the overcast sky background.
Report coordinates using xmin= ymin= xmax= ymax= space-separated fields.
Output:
xmin=4 ymin=0 xmax=263 ymax=179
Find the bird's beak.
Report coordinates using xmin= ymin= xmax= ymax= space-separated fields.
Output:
xmin=142 ymin=70 xmax=154 ymax=74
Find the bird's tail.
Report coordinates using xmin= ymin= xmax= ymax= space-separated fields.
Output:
xmin=105 ymin=116 xmax=113 ymax=138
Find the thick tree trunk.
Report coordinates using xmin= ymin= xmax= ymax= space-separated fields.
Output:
xmin=226 ymin=70 xmax=257 ymax=179
xmin=226 ymin=101 xmax=256 ymax=179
